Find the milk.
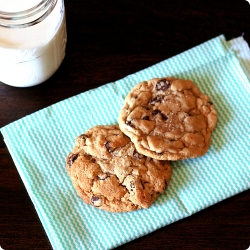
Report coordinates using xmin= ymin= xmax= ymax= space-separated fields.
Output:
xmin=0 ymin=0 xmax=67 ymax=87
xmin=0 ymin=0 xmax=42 ymax=12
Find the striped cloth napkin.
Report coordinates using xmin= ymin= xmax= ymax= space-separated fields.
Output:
xmin=1 ymin=35 xmax=250 ymax=250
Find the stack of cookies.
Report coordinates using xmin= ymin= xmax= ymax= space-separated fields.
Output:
xmin=66 ymin=77 xmax=217 ymax=212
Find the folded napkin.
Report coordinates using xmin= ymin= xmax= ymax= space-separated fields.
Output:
xmin=1 ymin=35 xmax=250 ymax=250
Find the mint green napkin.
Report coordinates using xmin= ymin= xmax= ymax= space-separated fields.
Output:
xmin=1 ymin=35 xmax=250 ymax=250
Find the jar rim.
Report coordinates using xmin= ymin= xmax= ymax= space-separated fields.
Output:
xmin=0 ymin=0 xmax=58 ymax=28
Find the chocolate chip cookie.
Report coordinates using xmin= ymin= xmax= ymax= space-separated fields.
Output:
xmin=118 ymin=77 xmax=217 ymax=160
xmin=66 ymin=125 xmax=172 ymax=212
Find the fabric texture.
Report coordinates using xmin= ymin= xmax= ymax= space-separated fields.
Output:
xmin=1 ymin=35 xmax=250 ymax=250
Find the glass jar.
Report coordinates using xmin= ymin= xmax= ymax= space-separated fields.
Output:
xmin=0 ymin=0 xmax=67 ymax=87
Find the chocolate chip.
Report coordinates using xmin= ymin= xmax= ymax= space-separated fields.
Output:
xmin=149 ymin=95 xmax=163 ymax=105
xmin=91 ymin=195 xmax=102 ymax=207
xmin=161 ymin=113 xmax=168 ymax=121
xmin=152 ymin=109 xmax=161 ymax=116
xmin=142 ymin=116 xmax=150 ymax=120
xmin=156 ymin=79 xmax=171 ymax=91
xmin=67 ymin=153 xmax=78 ymax=167
xmin=125 ymin=120 xmax=134 ymax=127
xmin=91 ymin=195 xmax=99 ymax=202
xmin=91 ymin=158 xmax=96 ymax=163
xmin=105 ymin=141 xmax=113 ymax=152
xmin=77 ymin=134 xmax=88 ymax=146
xmin=133 ymin=149 xmax=145 ymax=159
xmin=152 ymin=110 xmax=168 ymax=121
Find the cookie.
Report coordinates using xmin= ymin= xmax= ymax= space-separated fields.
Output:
xmin=66 ymin=125 xmax=172 ymax=212
xmin=118 ymin=77 xmax=217 ymax=160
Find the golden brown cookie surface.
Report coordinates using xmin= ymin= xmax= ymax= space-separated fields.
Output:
xmin=66 ymin=125 xmax=172 ymax=212
xmin=118 ymin=77 xmax=217 ymax=160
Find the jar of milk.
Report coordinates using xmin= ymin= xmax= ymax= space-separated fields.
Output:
xmin=0 ymin=0 xmax=67 ymax=87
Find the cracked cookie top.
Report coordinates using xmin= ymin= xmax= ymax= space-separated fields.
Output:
xmin=66 ymin=125 xmax=172 ymax=212
xmin=118 ymin=77 xmax=217 ymax=160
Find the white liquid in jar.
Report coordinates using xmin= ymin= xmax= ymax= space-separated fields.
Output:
xmin=0 ymin=0 xmax=67 ymax=87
